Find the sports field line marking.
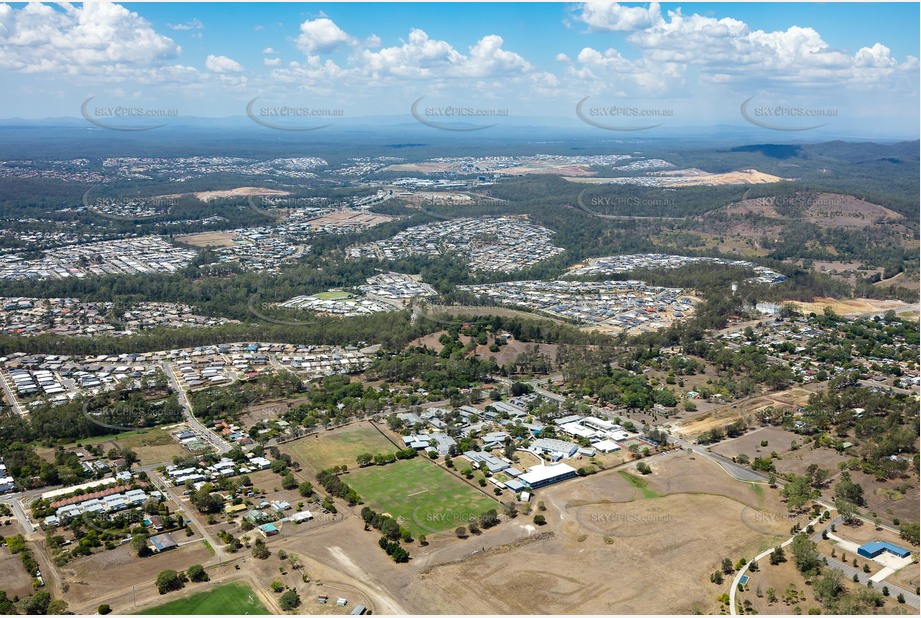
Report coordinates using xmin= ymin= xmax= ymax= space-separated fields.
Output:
xmin=407 ymin=489 xmax=429 ymax=497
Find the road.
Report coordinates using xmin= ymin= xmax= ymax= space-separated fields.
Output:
xmin=729 ymin=510 xmax=825 ymax=614
xmin=0 ymin=369 xmax=25 ymax=415
xmin=144 ymin=468 xmax=227 ymax=564
xmin=160 ymin=361 xmax=232 ymax=454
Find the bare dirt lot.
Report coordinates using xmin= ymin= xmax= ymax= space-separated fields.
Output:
xmin=305 ymin=210 xmax=394 ymax=229
xmin=789 ymin=297 xmax=913 ymax=317
xmin=174 ymin=231 xmax=239 ymax=248
xmin=565 ymin=168 xmax=788 ymax=187
xmin=60 ymin=541 xmax=213 ymax=609
xmin=0 ymin=545 xmax=36 ymax=598
xmin=192 ymin=187 xmax=290 ymax=203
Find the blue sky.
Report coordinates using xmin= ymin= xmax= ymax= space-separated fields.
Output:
xmin=1 ymin=2 xmax=918 ymax=136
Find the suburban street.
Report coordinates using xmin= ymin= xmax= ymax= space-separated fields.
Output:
xmin=160 ymin=361 xmax=232 ymax=454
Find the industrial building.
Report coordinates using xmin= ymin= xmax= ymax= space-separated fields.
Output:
xmin=857 ymin=541 xmax=911 ymax=560
xmin=518 ymin=463 xmax=578 ymax=489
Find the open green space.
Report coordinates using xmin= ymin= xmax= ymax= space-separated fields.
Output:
xmin=284 ymin=423 xmax=397 ymax=471
xmin=618 ymin=471 xmax=660 ymax=499
xmin=312 ymin=290 xmax=354 ymax=300
xmin=347 ymin=457 xmax=498 ymax=536
xmin=136 ymin=582 xmax=269 ymax=615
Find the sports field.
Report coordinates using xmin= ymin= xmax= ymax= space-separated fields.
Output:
xmin=312 ymin=290 xmax=354 ymax=300
xmin=284 ymin=423 xmax=397 ymax=472
xmin=347 ymin=457 xmax=498 ymax=536
xmin=136 ymin=582 xmax=269 ymax=615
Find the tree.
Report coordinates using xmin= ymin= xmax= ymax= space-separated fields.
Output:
xmin=533 ymin=514 xmax=546 ymax=526
xmin=721 ymin=558 xmax=734 ymax=574
xmin=281 ymin=473 xmax=297 ymax=490
xmin=22 ymin=592 xmax=52 ymax=615
xmin=782 ymin=475 xmax=817 ymax=512
xmin=813 ymin=569 xmax=844 ymax=605
xmin=98 ymin=604 xmax=112 ymax=615
xmin=834 ymin=472 xmax=865 ymax=506
xmin=131 ymin=533 xmax=151 ymax=557
xmin=636 ymin=462 xmax=652 ymax=475
xmin=279 ymin=590 xmax=301 ymax=611
xmin=252 ymin=539 xmax=271 ymax=560
xmin=298 ymin=482 xmax=314 ymax=497
xmin=791 ymin=534 xmax=821 ymax=575
xmin=271 ymin=581 xmax=284 ymax=593
xmin=155 ymin=569 xmax=185 ymax=595
xmin=899 ymin=522 xmax=919 ymax=545
xmin=186 ymin=564 xmax=209 ymax=583
xmin=455 ymin=526 xmax=468 ymax=538
xmin=769 ymin=545 xmax=786 ymax=565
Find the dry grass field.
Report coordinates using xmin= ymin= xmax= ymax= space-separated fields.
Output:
xmin=174 ymin=231 xmax=239 ymax=248
xmin=283 ymin=422 xmax=398 ymax=476
xmin=395 ymin=451 xmax=799 ymax=614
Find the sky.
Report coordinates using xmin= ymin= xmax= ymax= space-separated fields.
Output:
xmin=0 ymin=1 xmax=918 ymax=137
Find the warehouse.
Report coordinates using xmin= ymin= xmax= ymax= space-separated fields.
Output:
xmin=518 ymin=463 xmax=577 ymax=489
xmin=857 ymin=541 xmax=911 ymax=560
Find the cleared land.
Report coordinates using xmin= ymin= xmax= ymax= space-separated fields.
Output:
xmin=174 ymin=231 xmax=238 ymax=248
xmin=136 ymin=582 xmax=270 ymax=615
xmin=405 ymin=451 xmax=800 ymax=614
xmin=565 ymin=168 xmax=788 ymax=187
xmin=788 ymin=297 xmax=912 ymax=317
xmin=722 ymin=192 xmax=904 ymax=228
xmin=346 ymin=458 xmax=498 ymax=536
xmin=0 ymin=547 xmax=36 ymax=599
xmin=192 ymin=187 xmax=290 ymax=203
xmin=283 ymin=422 xmax=397 ymax=474
xmin=305 ymin=210 xmax=394 ymax=228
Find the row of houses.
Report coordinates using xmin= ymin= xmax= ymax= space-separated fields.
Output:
xmin=165 ymin=454 xmax=271 ymax=487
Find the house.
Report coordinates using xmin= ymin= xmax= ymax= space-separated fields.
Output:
xmin=286 ymin=510 xmax=313 ymax=524
xmin=148 ymin=533 xmax=178 ymax=553
xmin=258 ymin=523 xmax=279 ymax=537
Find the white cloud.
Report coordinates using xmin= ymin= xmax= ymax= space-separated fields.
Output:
xmin=569 ymin=3 xmax=919 ymax=91
xmin=167 ymin=18 xmax=203 ymax=31
xmin=579 ymin=0 xmax=661 ymax=32
xmin=262 ymin=47 xmax=277 ymax=55
xmin=205 ymin=54 xmax=243 ymax=73
xmin=360 ymin=29 xmax=532 ymax=80
xmin=263 ymin=57 xmax=281 ymax=67
xmin=296 ymin=17 xmax=352 ymax=54
xmin=0 ymin=2 xmax=180 ymax=74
